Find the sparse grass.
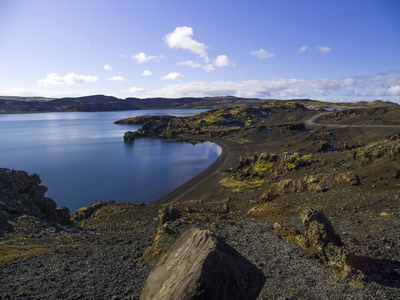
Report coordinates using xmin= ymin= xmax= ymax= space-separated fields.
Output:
xmin=0 ymin=242 xmax=52 ymax=266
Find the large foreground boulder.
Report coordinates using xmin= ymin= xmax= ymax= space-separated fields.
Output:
xmin=140 ymin=228 xmax=265 ymax=300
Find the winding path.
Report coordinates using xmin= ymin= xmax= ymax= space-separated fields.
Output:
xmin=305 ymin=112 xmax=400 ymax=129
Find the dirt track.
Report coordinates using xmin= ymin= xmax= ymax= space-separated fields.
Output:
xmin=306 ymin=112 xmax=400 ymax=129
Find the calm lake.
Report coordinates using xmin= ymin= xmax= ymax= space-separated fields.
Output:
xmin=0 ymin=110 xmax=221 ymax=212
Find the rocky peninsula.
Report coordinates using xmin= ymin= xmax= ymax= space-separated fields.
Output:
xmin=1 ymin=101 xmax=399 ymax=299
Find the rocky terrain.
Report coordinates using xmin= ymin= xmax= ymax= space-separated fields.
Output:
xmin=0 ymin=101 xmax=399 ymax=299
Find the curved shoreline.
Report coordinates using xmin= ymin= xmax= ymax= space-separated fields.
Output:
xmin=151 ymin=136 xmax=249 ymax=205
xmin=152 ymin=112 xmax=400 ymax=206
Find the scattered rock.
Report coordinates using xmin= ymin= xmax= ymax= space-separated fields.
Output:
xmin=141 ymin=225 xmax=178 ymax=265
xmin=335 ymin=172 xmax=360 ymax=185
xmin=186 ymin=207 xmax=196 ymax=213
xmin=213 ymin=202 xmax=230 ymax=214
xmin=140 ymin=228 xmax=266 ymax=300
xmin=158 ymin=206 xmax=181 ymax=224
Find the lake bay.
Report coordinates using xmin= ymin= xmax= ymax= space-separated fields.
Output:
xmin=0 ymin=110 xmax=221 ymax=212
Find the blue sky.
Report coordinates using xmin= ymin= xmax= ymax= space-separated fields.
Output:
xmin=0 ymin=0 xmax=399 ymax=103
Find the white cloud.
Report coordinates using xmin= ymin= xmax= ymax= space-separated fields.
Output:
xmin=299 ymin=45 xmax=309 ymax=52
xmin=0 ymin=87 xmax=92 ymax=98
xmin=139 ymin=72 xmax=400 ymax=102
xmin=128 ymin=87 xmax=146 ymax=94
xmin=177 ymin=60 xmax=202 ymax=68
xmin=213 ymin=55 xmax=235 ymax=67
xmin=250 ymin=49 xmax=275 ymax=60
xmin=132 ymin=52 xmax=162 ymax=63
xmin=164 ymin=26 xmax=207 ymax=58
xmin=388 ymin=85 xmax=400 ymax=96
xmin=103 ymin=64 xmax=113 ymax=71
xmin=316 ymin=45 xmax=331 ymax=53
xmin=278 ymin=88 xmax=307 ymax=98
xmin=162 ymin=72 xmax=184 ymax=81
xmin=203 ymin=64 xmax=215 ymax=72
xmin=142 ymin=70 xmax=152 ymax=76
xmin=106 ymin=76 xmax=125 ymax=81
xmin=120 ymin=54 xmax=127 ymax=59
xmin=38 ymin=73 xmax=99 ymax=87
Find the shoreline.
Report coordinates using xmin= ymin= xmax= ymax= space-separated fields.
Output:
xmin=151 ymin=136 xmax=250 ymax=205
xmin=153 ymin=112 xmax=400 ymax=206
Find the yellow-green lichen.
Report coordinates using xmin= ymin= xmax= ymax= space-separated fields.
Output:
xmin=254 ymin=161 xmax=275 ymax=173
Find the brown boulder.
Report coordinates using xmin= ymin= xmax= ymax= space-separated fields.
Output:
xmin=335 ymin=172 xmax=360 ymax=185
xmin=140 ymin=228 xmax=265 ymax=300
xmin=296 ymin=209 xmax=363 ymax=281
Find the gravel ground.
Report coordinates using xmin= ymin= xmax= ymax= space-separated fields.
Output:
xmin=1 ymin=215 xmax=399 ymax=299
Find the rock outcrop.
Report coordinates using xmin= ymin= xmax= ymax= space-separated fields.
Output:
xmin=140 ymin=228 xmax=266 ymax=300
xmin=265 ymin=172 xmax=360 ymax=199
xmin=278 ymin=209 xmax=363 ymax=282
xmin=71 ymin=200 xmax=115 ymax=223
xmin=230 ymin=152 xmax=318 ymax=181
xmin=354 ymin=139 xmax=400 ymax=166
xmin=0 ymin=168 xmax=70 ymax=231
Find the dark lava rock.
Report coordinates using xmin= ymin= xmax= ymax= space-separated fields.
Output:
xmin=158 ymin=206 xmax=181 ymax=224
xmin=0 ymin=168 xmax=70 ymax=230
xmin=140 ymin=228 xmax=265 ymax=300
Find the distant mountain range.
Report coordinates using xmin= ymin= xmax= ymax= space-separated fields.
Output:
xmin=0 ymin=95 xmax=397 ymax=114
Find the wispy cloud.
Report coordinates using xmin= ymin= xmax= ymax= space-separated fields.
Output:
xmin=0 ymin=87 xmax=92 ymax=98
xmin=316 ymin=45 xmax=332 ymax=53
xmin=203 ymin=64 xmax=215 ymax=72
xmin=142 ymin=70 xmax=152 ymax=76
xmin=177 ymin=60 xmax=202 ymax=68
xmin=128 ymin=87 xmax=146 ymax=94
xmin=38 ymin=73 xmax=99 ymax=87
xmin=299 ymin=45 xmax=331 ymax=53
xmin=164 ymin=26 xmax=208 ymax=58
xmin=250 ymin=48 xmax=275 ymax=60
xmin=106 ymin=76 xmax=125 ymax=81
xmin=132 ymin=52 xmax=163 ymax=63
xmin=299 ymin=45 xmax=309 ymax=53
xmin=213 ymin=55 xmax=235 ymax=67
xmin=140 ymin=72 xmax=400 ymax=102
xmin=162 ymin=72 xmax=184 ymax=81
xmin=103 ymin=64 xmax=113 ymax=71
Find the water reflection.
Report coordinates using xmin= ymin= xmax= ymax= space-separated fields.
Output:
xmin=0 ymin=110 xmax=220 ymax=212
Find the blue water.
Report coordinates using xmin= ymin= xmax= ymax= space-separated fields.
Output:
xmin=0 ymin=110 xmax=221 ymax=212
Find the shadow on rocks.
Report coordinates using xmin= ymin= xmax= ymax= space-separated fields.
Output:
xmin=349 ymin=255 xmax=400 ymax=288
